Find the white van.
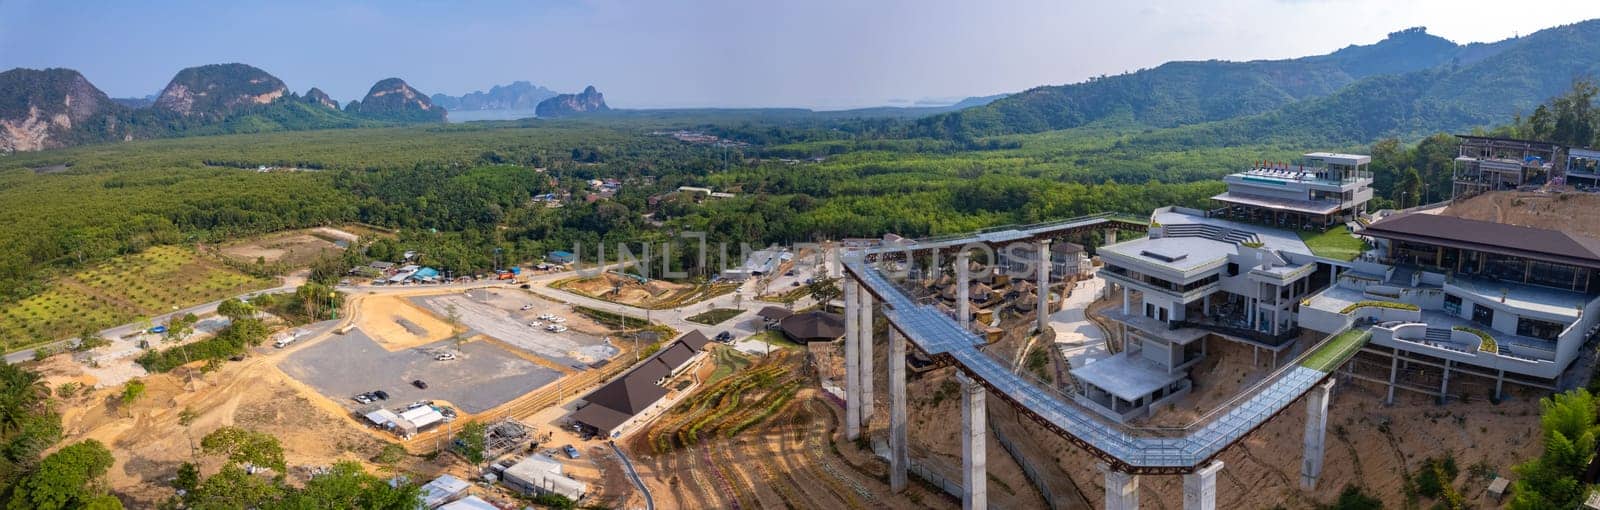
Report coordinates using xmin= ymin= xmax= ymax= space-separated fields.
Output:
xmin=273 ymin=333 xmax=299 ymax=348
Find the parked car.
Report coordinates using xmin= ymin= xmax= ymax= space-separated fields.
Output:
xmin=435 ymin=353 xmax=456 ymax=361
xmin=352 ymin=393 xmax=374 ymax=404
xmin=148 ymin=325 xmax=167 ymax=334
xmin=528 ymin=321 xmax=543 ymax=328
xmin=715 ymin=331 xmax=734 ymax=342
xmin=563 ymin=445 xmax=580 ymax=459
xmin=521 ymin=304 xmax=533 ymax=311
xmin=372 ymin=390 xmax=390 ymax=400
xmin=549 ymin=316 xmax=566 ymax=323
xmin=412 ymin=380 xmax=428 ymax=389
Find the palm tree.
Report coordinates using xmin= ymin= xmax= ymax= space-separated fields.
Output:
xmin=0 ymin=364 xmax=47 ymax=434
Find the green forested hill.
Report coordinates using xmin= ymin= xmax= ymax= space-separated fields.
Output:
xmin=915 ymin=27 xmax=1483 ymax=138
xmin=1121 ymin=20 xmax=1600 ymax=148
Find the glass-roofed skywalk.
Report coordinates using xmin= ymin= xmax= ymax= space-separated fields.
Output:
xmin=843 ymin=230 xmax=1355 ymax=472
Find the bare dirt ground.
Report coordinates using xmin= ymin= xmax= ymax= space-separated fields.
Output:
xmin=1130 ymin=331 xmax=1321 ymax=428
xmin=218 ymin=229 xmax=346 ymax=266
xmin=353 ymin=295 xmax=462 ymax=350
xmin=1442 ymin=190 xmax=1600 ymax=238
xmin=1008 ymin=367 xmax=1544 ymax=509
xmin=557 ymin=273 xmax=736 ymax=310
xmin=44 ymin=352 xmax=415 ymax=507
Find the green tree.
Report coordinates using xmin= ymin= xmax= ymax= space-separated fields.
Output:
xmin=200 ymin=426 xmax=286 ymax=473
xmin=6 ymin=439 xmax=116 ymax=510
xmin=216 ymin=298 xmax=255 ymax=322
xmin=0 ymin=363 xmax=48 ymax=435
xmin=185 ymin=464 xmax=282 ymax=509
xmin=1509 ymin=389 xmax=1600 ymax=510
xmin=805 ymin=277 xmax=842 ymax=306
xmin=455 ymin=420 xmax=487 ymax=464
xmin=120 ymin=379 xmax=145 ymax=407
xmin=278 ymin=461 xmax=421 ymax=509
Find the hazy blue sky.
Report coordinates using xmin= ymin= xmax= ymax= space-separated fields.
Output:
xmin=4 ymin=0 xmax=1600 ymax=109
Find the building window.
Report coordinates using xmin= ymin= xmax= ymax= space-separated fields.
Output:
xmin=1227 ymin=263 xmax=1239 ymax=276
xmin=1472 ymin=304 xmax=1494 ymax=326
xmin=1443 ymin=294 xmax=1462 ymax=315
xmin=1516 ymin=317 xmax=1564 ymax=341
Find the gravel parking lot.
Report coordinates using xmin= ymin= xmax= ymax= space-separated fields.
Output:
xmin=278 ymin=327 xmax=559 ymax=414
xmin=410 ymin=291 xmax=618 ymax=368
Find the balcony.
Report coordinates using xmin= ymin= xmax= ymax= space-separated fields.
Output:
xmin=1170 ymin=317 xmax=1302 ymax=348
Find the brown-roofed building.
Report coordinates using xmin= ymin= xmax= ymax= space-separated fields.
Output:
xmin=778 ymin=311 xmax=847 ymax=343
xmin=1363 ymin=213 xmax=1600 ymax=289
xmin=571 ymin=331 xmax=714 ymax=438
xmin=757 ymin=306 xmax=793 ymax=326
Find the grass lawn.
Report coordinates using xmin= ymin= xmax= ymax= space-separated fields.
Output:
xmin=1301 ymin=329 xmax=1371 ymax=372
xmin=686 ymin=308 xmax=743 ymax=326
xmin=706 ymin=346 xmax=754 ymax=383
xmin=1297 ymin=225 xmax=1369 ymax=262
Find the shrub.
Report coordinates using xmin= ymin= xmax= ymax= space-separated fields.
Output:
xmin=1452 ymin=326 xmax=1497 ymax=353
xmin=1339 ymin=300 xmax=1419 ymax=315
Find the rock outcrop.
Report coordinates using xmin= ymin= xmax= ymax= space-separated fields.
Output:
xmin=344 ymin=78 xmax=446 ymax=122
xmin=535 ymin=85 xmax=609 ymax=118
xmin=0 ymin=68 xmax=126 ymax=152
xmin=153 ymin=63 xmax=288 ymax=118
xmin=304 ymin=88 xmax=339 ymax=110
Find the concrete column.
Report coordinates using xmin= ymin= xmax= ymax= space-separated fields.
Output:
xmin=1122 ymin=286 xmax=1131 ymax=315
xmin=1439 ymin=360 xmax=1451 ymax=405
xmin=1386 ymin=351 xmax=1398 ymax=405
xmin=1105 ymin=229 xmax=1119 ymax=246
xmin=1301 ymin=379 xmax=1333 ymax=490
xmin=1100 ymin=463 xmax=1139 ymax=510
xmin=1183 ymin=461 xmax=1223 ymax=510
xmin=957 ymin=250 xmax=971 ymax=331
xmin=1037 ymin=239 xmax=1052 ymax=332
xmin=1495 ymin=369 xmax=1505 ymax=401
xmin=889 ymin=329 xmax=908 ymax=493
xmin=859 ymin=284 xmax=875 ymax=425
xmin=844 ymin=278 xmax=861 ymax=441
xmin=958 ymin=372 xmax=986 ymax=510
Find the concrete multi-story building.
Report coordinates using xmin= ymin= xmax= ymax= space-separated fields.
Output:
xmin=1299 ymin=212 xmax=1600 ymax=392
xmin=1085 ymin=206 xmax=1345 ymax=422
xmin=998 ymin=241 xmax=1089 ymax=281
xmin=1211 ymin=152 xmax=1374 ymax=229
xmin=1450 ymin=135 xmax=1562 ymax=199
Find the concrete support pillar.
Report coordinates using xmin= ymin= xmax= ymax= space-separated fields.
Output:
xmin=859 ymin=284 xmax=875 ymax=425
xmin=1386 ymin=352 xmax=1399 ymax=405
xmin=1100 ymin=463 xmax=1139 ymax=510
xmin=1439 ymin=360 xmax=1451 ymax=405
xmin=957 ymin=250 xmax=971 ymax=331
xmin=1037 ymin=239 xmax=1052 ymax=332
xmin=958 ymin=373 xmax=987 ymax=510
xmin=1183 ymin=461 xmax=1223 ymax=510
xmin=1301 ymin=379 xmax=1334 ymax=490
xmin=844 ymin=278 xmax=861 ymax=441
xmin=1202 ymin=294 xmax=1211 ymax=315
xmin=1106 ymin=229 xmax=1119 ymax=246
xmin=1122 ymin=286 xmax=1131 ymax=315
xmin=1495 ymin=369 xmax=1505 ymax=402
xmin=889 ymin=329 xmax=908 ymax=493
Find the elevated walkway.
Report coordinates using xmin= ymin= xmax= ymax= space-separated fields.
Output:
xmin=846 ymin=258 xmax=1354 ymax=473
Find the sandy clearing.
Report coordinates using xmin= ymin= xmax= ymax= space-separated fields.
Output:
xmin=354 ymin=295 xmax=463 ymax=350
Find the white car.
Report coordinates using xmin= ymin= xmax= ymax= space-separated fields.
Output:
xmin=528 ymin=321 xmax=543 ymax=328
xmin=435 ymin=353 xmax=456 ymax=361
xmin=548 ymin=316 xmax=566 ymax=323
xmin=537 ymin=313 xmax=553 ymax=321
xmin=521 ymin=304 xmax=533 ymax=311
xmin=551 ymin=325 xmax=569 ymax=333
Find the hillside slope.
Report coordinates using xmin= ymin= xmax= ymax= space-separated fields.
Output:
xmin=1126 ymin=20 xmax=1600 ymax=147
xmin=916 ymin=27 xmax=1487 ymax=138
xmin=0 ymin=68 xmax=129 ymax=151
